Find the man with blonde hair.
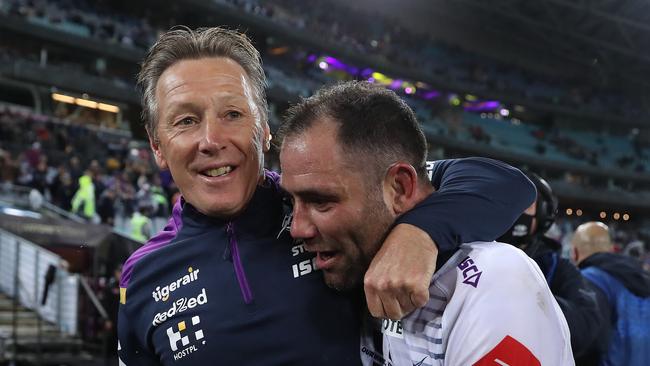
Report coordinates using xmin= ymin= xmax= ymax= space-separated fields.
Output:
xmin=572 ymin=221 xmax=650 ymax=366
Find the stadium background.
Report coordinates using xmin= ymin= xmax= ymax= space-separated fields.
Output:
xmin=0 ymin=0 xmax=648 ymax=364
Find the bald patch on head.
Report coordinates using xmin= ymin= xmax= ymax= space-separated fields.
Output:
xmin=572 ymin=221 xmax=613 ymax=264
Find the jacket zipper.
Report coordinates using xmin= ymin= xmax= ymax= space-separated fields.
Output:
xmin=226 ymin=222 xmax=254 ymax=304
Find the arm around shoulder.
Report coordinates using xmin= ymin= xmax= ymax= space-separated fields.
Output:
xmin=396 ymin=157 xmax=536 ymax=252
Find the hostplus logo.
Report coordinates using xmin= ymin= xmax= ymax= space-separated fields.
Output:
xmin=167 ymin=315 xmax=205 ymax=361
xmin=152 ymin=267 xmax=200 ymax=302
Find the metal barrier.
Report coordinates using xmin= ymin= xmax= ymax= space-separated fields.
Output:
xmin=0 ymin=229 xmax=78 ymax=335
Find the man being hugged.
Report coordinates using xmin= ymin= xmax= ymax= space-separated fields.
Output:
xmin=118 ymin=26 xmax=539 ymax=365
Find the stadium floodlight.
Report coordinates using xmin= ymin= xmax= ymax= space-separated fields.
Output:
xmin=52 ymin=93 xmax=75 ymax=104
xmin=98 ymin=103 xmax=120 ymax=113
xmin=51 ymin=92 xmax=120 ymax=114
xmin=75 ymin=98 xmax=98 ymax=109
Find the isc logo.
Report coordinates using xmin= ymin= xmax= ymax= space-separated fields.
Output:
xmin=458 ymin=256 xmax=482 ymax=288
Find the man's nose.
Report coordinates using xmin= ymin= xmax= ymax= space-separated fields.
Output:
xmin=198 ymin=118 xmax=226 ymax=154
xmin=290 ymin=203 xmax=317 ymax=240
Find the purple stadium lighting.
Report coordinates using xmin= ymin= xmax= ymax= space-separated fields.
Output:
xmin=390 ymin=79 xmax=402 ymax=89
xmin=324 ymin=56 xmax=346 ymax=69
xmin=302 ymin=54 xmax=492 ymax=107
xmin=421 ymin=90 xmax=440 ymax=100
xmin=464 ymin=100 xmax=500 ymax=112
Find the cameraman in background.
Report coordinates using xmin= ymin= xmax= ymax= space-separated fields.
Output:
xmin=498 ymin=172 xmax=609 ymax=365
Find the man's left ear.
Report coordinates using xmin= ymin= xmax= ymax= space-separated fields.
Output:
xmin=383 ymin=163 xmax=419 ymax=215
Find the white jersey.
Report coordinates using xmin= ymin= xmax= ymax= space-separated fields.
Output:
xmin=361 ymin=241 xmax=574 ymax=366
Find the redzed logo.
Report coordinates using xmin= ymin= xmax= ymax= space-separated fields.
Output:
xmin=473 ymin=335 xmax=540 ymax=366
xmin=458 ymin=256 xmax=482 ymax=288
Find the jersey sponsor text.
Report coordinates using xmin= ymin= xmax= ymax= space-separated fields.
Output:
xmin=153 ymin=288 xmax=208 ymax=326
xmin=382 ymin=319 xmax=404 ymax=339
xmin=152 ymin=267 xmax=200 ymax=302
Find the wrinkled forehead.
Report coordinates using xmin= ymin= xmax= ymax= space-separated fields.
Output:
xmin=159 ymin=58 xmax=251 ymax=92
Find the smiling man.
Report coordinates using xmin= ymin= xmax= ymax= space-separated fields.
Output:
xmin=279 ymin=81 xmax=574 ymax=365
xmin=118 ymin=27 xmax=541 ymax=365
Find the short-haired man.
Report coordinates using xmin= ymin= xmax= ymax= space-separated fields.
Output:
xmin=572 ymin=222 xmax=650 ymax=366
xmin=118 ymin=27 xmax=537 ymax=365
xmin=279 ymin=81 xmax=573 ymax=365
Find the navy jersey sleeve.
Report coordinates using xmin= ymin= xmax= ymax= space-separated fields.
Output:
xmin=118 ymin=301 xmax=161 ymax=366
xmin=396 ymin=157 xmax=536 ymax=252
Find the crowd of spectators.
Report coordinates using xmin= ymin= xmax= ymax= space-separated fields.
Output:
xmin=1 ymin=0 xmax=649 ymax=228
xmin=1 ymin=0 xmax=156 ymax=49
xmin=259 ymin=47 xmax=650 ymax=173
xmin=427 ymin=110 xmax=650 ymax=172
xmin=0 ymin=104 xmax=174 ymax=235
xmin=3 ymin=0 xmax=650 ymax=154
xmin=1 ymin=0 xmax=647 ymax=120
xmin=216 ymin=0 xmax=646 ymax=118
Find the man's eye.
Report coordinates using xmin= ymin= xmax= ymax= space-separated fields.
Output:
xmin=312 ymin=200 xmax=332 ymax=212
xmin=175 ymin=117 xmax=196 ymax=126
xmin=225 ymin=111 xmax=242 ymax=120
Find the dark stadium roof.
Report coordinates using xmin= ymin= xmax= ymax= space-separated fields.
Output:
xmin=337 ymin=0 xmax=650 ymax=92
xmin=457 ymin=0 xmax=650 ymax=87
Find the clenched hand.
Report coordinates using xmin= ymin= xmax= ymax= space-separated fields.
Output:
xmin=364 ymin=223 xmax=438 ymax=320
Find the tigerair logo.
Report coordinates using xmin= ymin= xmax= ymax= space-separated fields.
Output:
xmin=167 ymin=315 xmax=205 ymax=361
xmin=152 ymin=267 xmax=200 ymax=302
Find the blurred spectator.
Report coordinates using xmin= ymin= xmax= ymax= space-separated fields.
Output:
xmin=0 ymin=149 xmax=19 ymax=183
xmin=49 ymin=164 xmax=76 ymax=210
xmin=498 ymin=173 xmax=607 ymax=364
xmin=71 ymin=171 xmax=97 ymax=222
xmin=469 ymin=124 xmax=491 ymax=144
xmin=29 ymin=156 xmax=49 ymax=194
xmin=129 ymin=203 xmax=152 ymax=242
xmin=572 ymin=222 xmax=650 ymax=366
xmin=97 ymin=189 xmax=117 ymax=226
